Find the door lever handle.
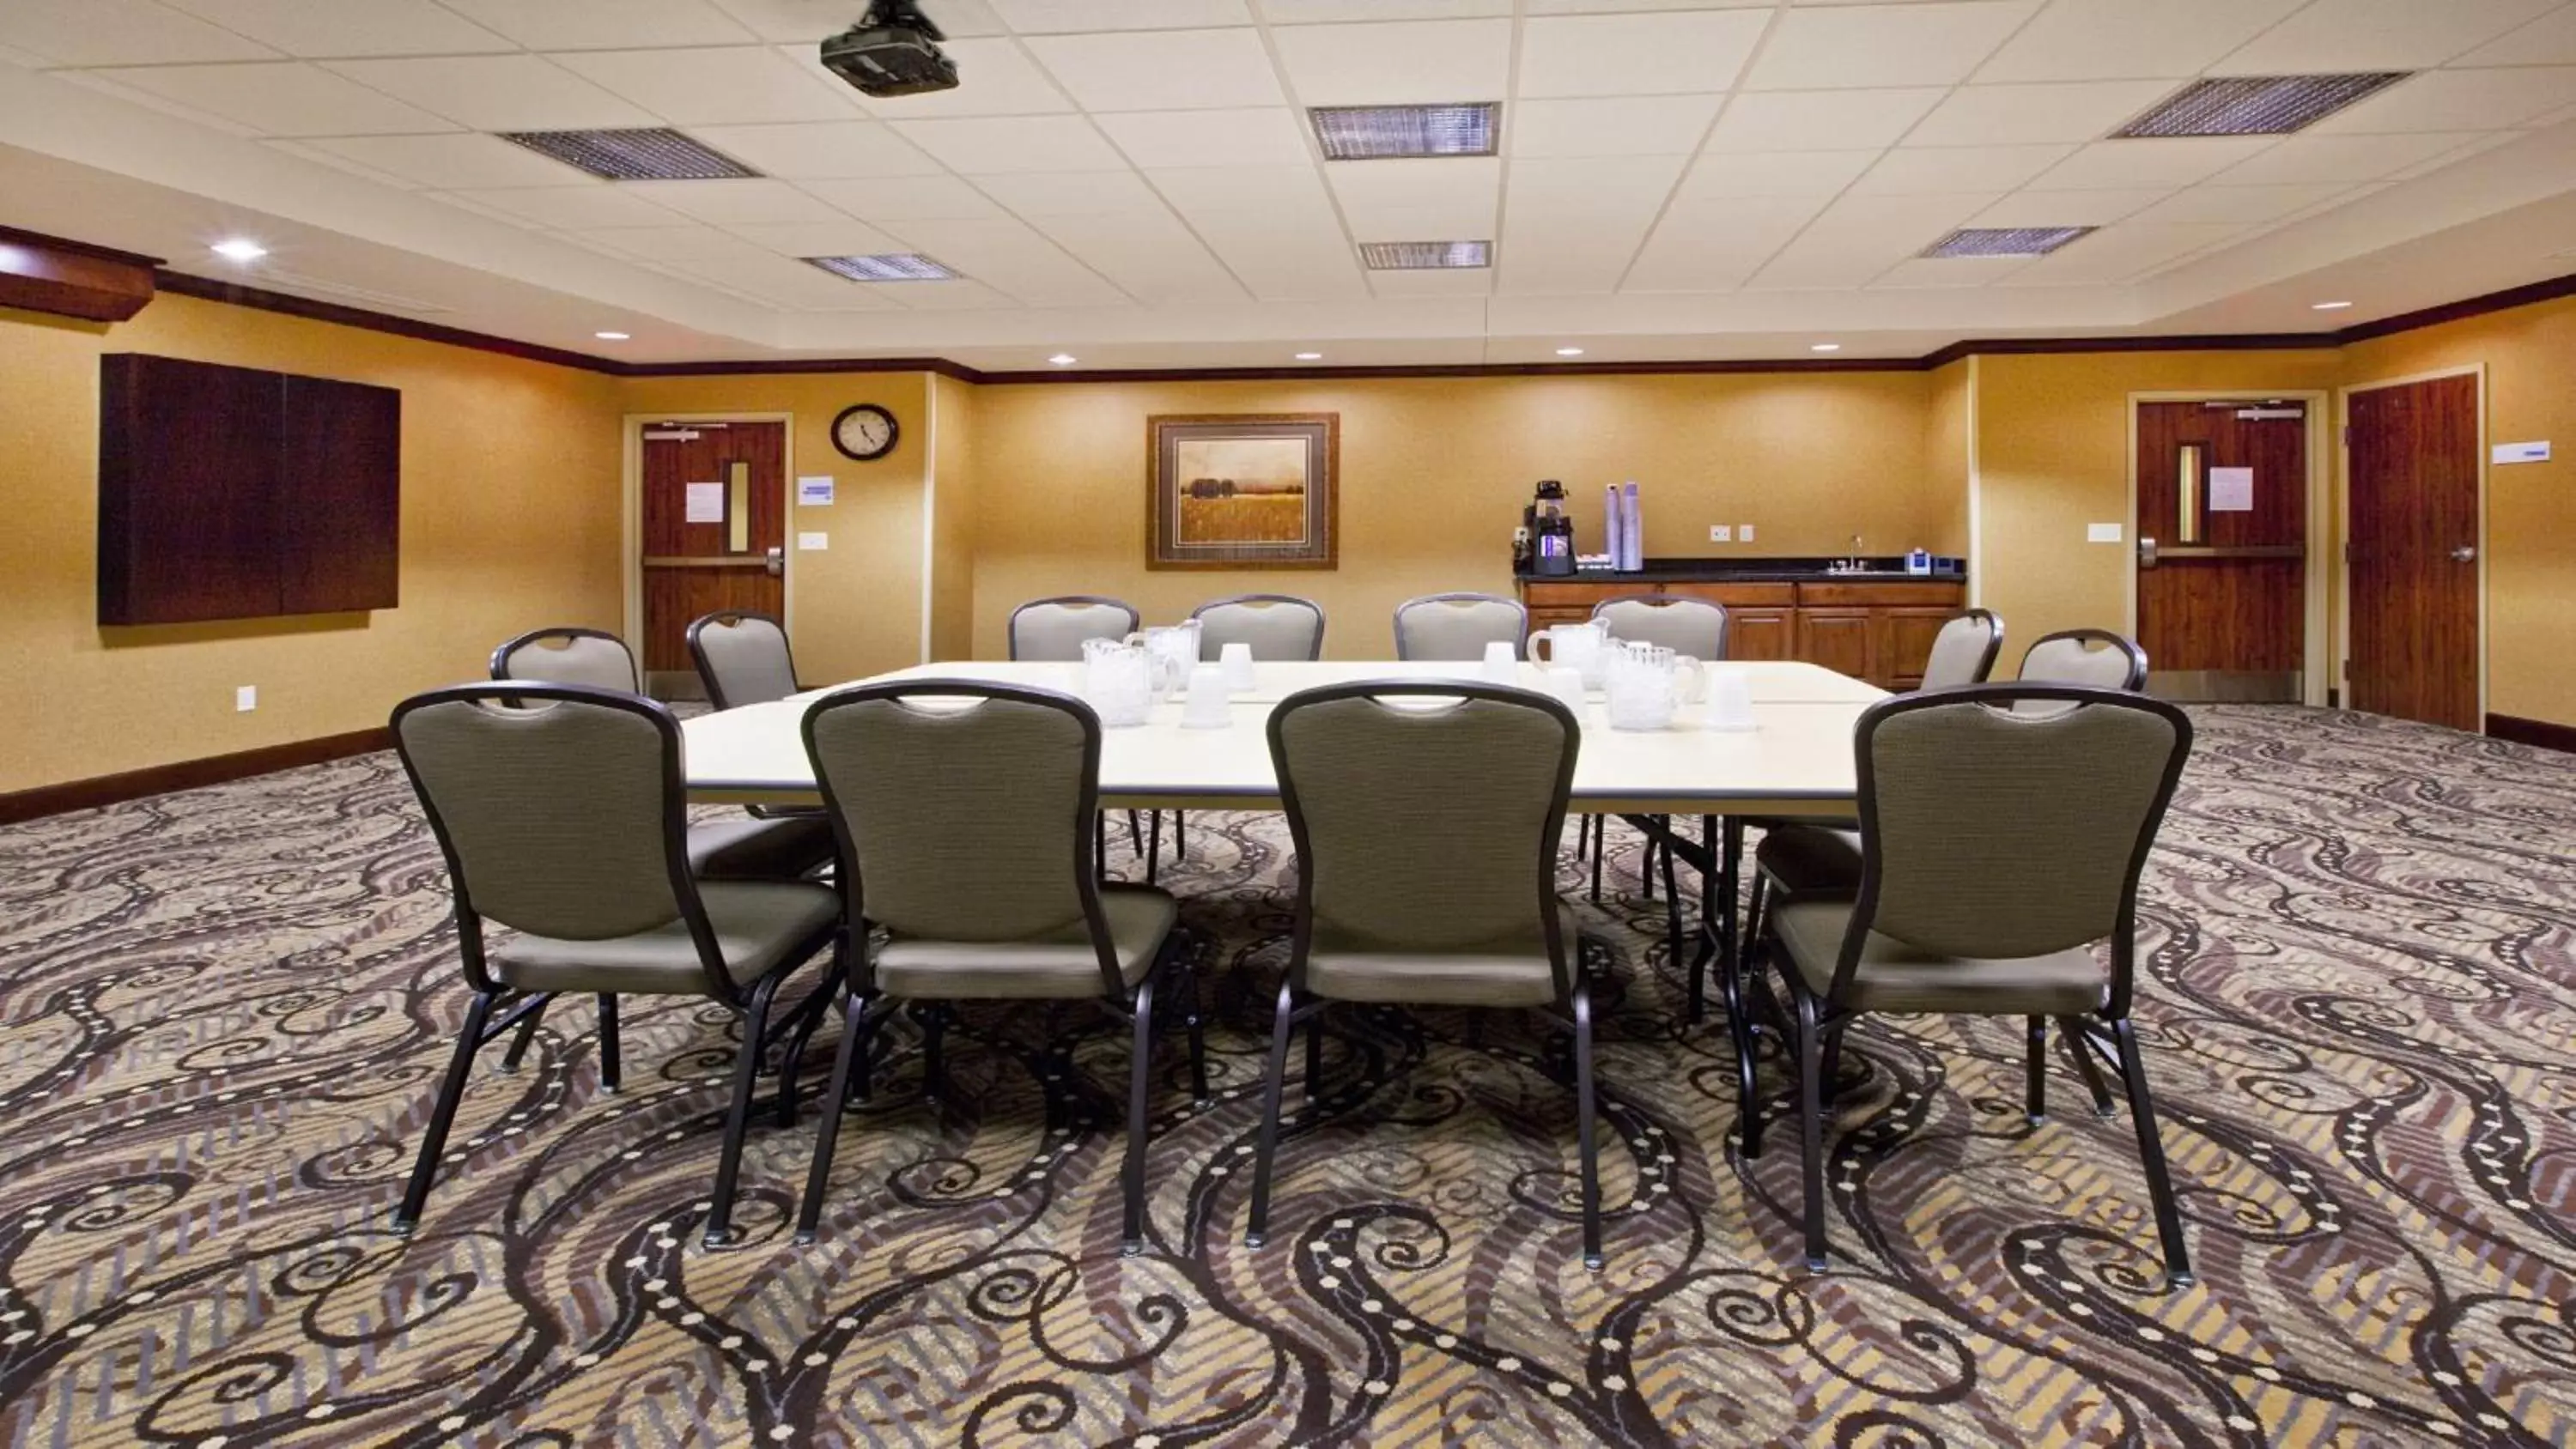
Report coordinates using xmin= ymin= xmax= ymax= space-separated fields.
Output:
xmin=2449 ymin=544 xmax=2476 ymax=563
xmin=2137 ymin=536 xmax=2158 ymax=569
xmin=765 ymin=545 xmax=785 ymax=577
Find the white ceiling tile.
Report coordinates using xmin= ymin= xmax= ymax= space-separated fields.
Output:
xmin=1704 ymin=88 xmax=1947 ymax=151
xmin=572 ymin=224 xmax=760 ymax=261
xmin=1270 ymin=19 xmax=1513 ymax=105
xmin=0 ymin=0 xmax=276 ymax=66
xmin=683 ymin=122 xmax=944 ymax=179
xmin=1906 ymin=81 xmax=2174 ymax=146
xmin=891 ymin=116 xmax=1126 ymax=173
xmin=1516 ymin=11 xmax=1768 ymax=99
xmin=1346 ymin=203 xmax=1499 ymax=243
xmin=2125 ymin=182 xmax=2354 ymax=225
xmin=2027 ymin=136 xmax=2274 ymax=189
xmin=1095 ymin=107 xmax=1311 ymax=168
xmin=263 ymin=138 xmax=427 ymax=187
xmin=2310 ymin=67 xmax=2576 ymax=136
xmin=1147 ymin=163 xmax=1330 ymax=214
xmin=1528 ymin=0 xmax=1770 ymax=10
xmin=1676 ymin=149 xmax=1879 ymax=198
xmin=688 ymin=251 xmax=908 ymax=308
xmin=877 ymin=215 xmax=1131 ymax=305
xmin=1257 ymin=0 xmax=1508 ymax=21
xmin=1366 ymin=267 xmax=1493 ymax=297
xmin=441 ymin=185 xmax=690 ymax=229
xmin=554 ymin=47 xmax=862 ymax=125
xmin=2217 ymin=0 xmax=2558 ymax=74
xmin=620 ymin=179 xmax=850 ymax=224
xmin=325 ymin=56 xmax=659 ymax=130
xmin=160 ymin=0 xmax=514 ymax=57
xmin=1498 ymin=225 xmax=1645 ymax=294
xmin=2213 ymin=131 xmax=2488 ymax=185
xmin=439 ymin=0 xmax=757 ymax=49
xmin=801 ymin=174 xmax=1008 ymax=221
xmin=1626 ymin=195 xmax=1826 ymax=291
xmin=1186 ymin=209 xmax=1367 ymax=298
xmin=1969 ymin=186 xmax=2166 ymax=226
xmin=918 ymin=0 xmax=1011 ymax=38
xmin=1853 ymin=144 xmax=2073 ymax=194
xmin=1327 ymin=157 xmax=1499 ymax=233
xmin=2456 ymin=5 xmax=2576 ymax=65
xmin=970 ymin=170 xmax=1169 ymax=215
xmin=1510 ymin=95 xmax=1723 ymax=157
xmin=83 ymin=61 xmax=456 ymax=136
xmin=298 ymin=133 xmax=586 ymax=188
xmin=993 ymin=0 xmax=1251 ymax=30
xmin=1024 ymin=28 xmax=1285 ymax=111
xmin=1868 ymin=255 xmax=2032 ymax=288
xmin=1974 ymin=0 xmax=2306 ymax=83
xmin=1745 ymin=2 xmax=2042 ymax=91
xmin=2002 ymin=221 xmax=2244 ymax=284
xmin=829 ymin=39 xmax=1074 ymax=118
xmin=881 ymin=279 xmax=1020 ymax=311
xmin=705 ymin=0 xmax=890 ymax=42
xmin=722 ymin=220 xmax=910 ymax=256
xmin=1027 ymin=210 xmax=1250 ymax=302
xmin=1508 ymin=155 xmax=1686 ymax=213
xmin=1747 ymin=191 xmax=1997 ymax=288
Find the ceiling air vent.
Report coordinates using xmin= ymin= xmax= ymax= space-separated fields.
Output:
xmin=2115 ymin=73 xmax=2410 ymax=138
xmin=501 ymin=128 xmax=759 ymax=181
xmin=1311 ymin=103 xmax=1498 ymax=161
xmin=1920 ymin=226 xmax=2093 ymax=258
xmin=1358 ymin=239 xmax=1492 ymax=270
xmin=805 ymin=253 xmax=960 ymax=282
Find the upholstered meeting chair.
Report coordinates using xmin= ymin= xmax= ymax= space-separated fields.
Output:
xmin=1193 ymin=593 xmax=1325 ymax=661
xmin=1008 ymin=596 xmax=1139 ymax=661
xmin=389 ymin=683 xmax=841 ymax=1246
xmin=687 ymin=609 xmax=800 ymax=709
xmin=794 ymin=681 xmax=1207 ymax=1255
xmin=1584 ymin=595 xmax=1733 ymax=913
xmin=491 ymin=626 xmax=831 ymax=882
xmin=1247 ymin=681 xmax=1607 ymax=1269
xmin=1735 ymin=684 xmax=2196 ymax=1284
xmin=1392 ymin=591 xmax=1528 ymax=661
xmin=2017 ymin=627 xmax=2149 ymax=698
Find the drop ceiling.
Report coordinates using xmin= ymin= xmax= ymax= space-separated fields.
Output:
xmin=3 ymin=0 xmax=2575 ymax=368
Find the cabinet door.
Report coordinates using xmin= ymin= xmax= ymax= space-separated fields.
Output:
xmin=1727 ymin=608 xmax=1795 ymax=661
xmin=1877 ymin=608 xmax=1956 ymax=689
xmin=1798 ymin=609 xmax=1876 ymax=681
xmin=277 ymin=375 xmax=401 ymax=614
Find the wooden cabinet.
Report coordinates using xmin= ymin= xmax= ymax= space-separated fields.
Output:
xmin=1796 ymin=609 xmax=1876 ymax=679
xmin=1879 ymin=607 xmax=1957 ymax=689
xmin=1728 ymin=609 xmax=1795 ymax=660
xmin=1519 ymin=573 xmax=1965 ymax=688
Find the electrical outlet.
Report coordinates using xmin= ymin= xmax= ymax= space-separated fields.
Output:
xmin=1739 ymin=524 xmax=1754 ymax=543
xmin=1709 ymin=524 xmax=1732 ymax=543
xmin=235 ymin=685 xmax=257 ymax=712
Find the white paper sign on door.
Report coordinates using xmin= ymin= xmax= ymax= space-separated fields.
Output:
xmin=2209 ymin=466 xmax=2254 ymax=512
xmin=684 ymin=481 xmax=725 ymax=523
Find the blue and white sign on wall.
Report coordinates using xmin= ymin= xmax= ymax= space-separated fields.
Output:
xmin=798 ymin=475 xmax=836 ymax=506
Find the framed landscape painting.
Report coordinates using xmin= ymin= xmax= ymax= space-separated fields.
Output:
xmin=1147 ymin=413 xmax=1338 ymax=571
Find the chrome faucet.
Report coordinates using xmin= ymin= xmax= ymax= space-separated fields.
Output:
xmin=1839 ymin=534 xmax=1862 ymax=573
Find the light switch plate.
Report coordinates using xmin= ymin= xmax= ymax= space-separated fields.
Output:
xmin=2087 ymin=522 xmax=2123 ymax=543
xmin=1709 ymin=524 xmax=1732 ymax=543
xmin=797 ymin=531 xmax=829 ymax=551
xmin=235 ymin=685 xmax=257 ymax=712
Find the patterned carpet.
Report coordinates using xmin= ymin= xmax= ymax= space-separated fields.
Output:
xmin=1 ymin=706 xmax=2572 ymax=1447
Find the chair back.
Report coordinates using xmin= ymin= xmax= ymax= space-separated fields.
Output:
xmin=490 ymin=627 xmax=639 ymax=694
xmin=1194 ymin=594 xmax=1325 ymax=660
xmin=1840 ymin=685 xmax=2190 ymax=1011
xmin=688 ymin=610 xmax=799 ymax=709
xmin=392 ymin=684 xmax=716 ymax=982
xmin=2019 ymin=628 xmax=2147 ymax=690
xmin=1593 ymin=595 xmax=1728 ymax=658
xmin=1393 ymin=591 xmax=1528 ymax=661
xmin=803 ymin=682 xmax=1122 ymax=991
xmin=1917 ymin=609 xmax=2004 ymax=690
xmin=1269 ymin=682 xmax=1579 ymax=996
xmin=1009 ymin=596 xmax=1139 ymax=662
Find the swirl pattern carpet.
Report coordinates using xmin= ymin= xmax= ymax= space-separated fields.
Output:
xmin=1 ymin=705 xmax=2571 ymax=1447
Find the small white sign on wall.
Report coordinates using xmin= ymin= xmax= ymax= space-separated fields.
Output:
xmin=683 ymin=481 xmax=724 ymax=524
xmin=2209 ymin=466 xmax=2254 ymax=512
xmin=2492 ymin=441 xmax=2551 ymax=464
xmin=2087 ymin=522 xmax=2123 ymax=543
xmin=797 ymin=531 xmax=829 ymax=551
xmin=798 ymin=475 xmax=836 ymax=506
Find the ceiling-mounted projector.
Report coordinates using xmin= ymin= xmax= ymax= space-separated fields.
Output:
xmin=820 ymin=2 xmax=958 ymax=98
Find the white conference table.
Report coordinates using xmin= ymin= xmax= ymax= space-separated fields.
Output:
xmin=682 ymin=659 xmax=1880 ymax=819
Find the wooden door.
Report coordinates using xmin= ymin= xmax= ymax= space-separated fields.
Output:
xmin=2348 ymin=374 xmax=2480 ymax=731
xmin=1798 ymin=609 xmax=1874 ymax=681
xmin=641 ymin=421 xmax=786 ymax=694
xmin=2134 ymin=400 xmax=2306 ymax=701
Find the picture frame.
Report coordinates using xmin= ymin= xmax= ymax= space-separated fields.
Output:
xmin=1146 ymin=413 xmax=1338 ymax=571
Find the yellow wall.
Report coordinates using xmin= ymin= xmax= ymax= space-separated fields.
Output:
xmin=1925 ymin=360 xmax=1972 ymax=576
xmin=0 ymin=294 xmax=623 ymax=795
xmin=927 ymin=373 xmax=977 ymax=661
xmin=964 ymin=370 xmax=1953 ymax=658
xmin=2339 ymin=293 xmax=2576 ymax=727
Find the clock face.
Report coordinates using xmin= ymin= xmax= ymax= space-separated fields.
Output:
xmin=832 ymin=403 xmax=898 ymax=461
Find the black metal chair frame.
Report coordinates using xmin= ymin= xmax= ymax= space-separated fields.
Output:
xmin=1188 ymin=592 xmax=1327 ymax=660
xmin=793 ymin=680 xmax=1210 ymax=1257
xmin=1726 ymin=683 xmax=2196 ymax=1283
xmin=1390 ymin=591 xmax=1528 ymax=661
xmin=2020 ymin=627 xmax=2148 ymax=688
xmin=490 ymin=625 xmax=637 ymax=691
xmin=1245 ymin=680 xmax=1606 ymax=1270
xmin=389 ymin=682 xmax=841 ymax=1247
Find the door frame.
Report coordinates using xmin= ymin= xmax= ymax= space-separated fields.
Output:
xmin=2334 ymin=365 xmax=2487 ymax=727
xmin=620 ymin=412 xmax=799 ymax=673
xmin=2124 ymin=390 xmax=2335 ymax=706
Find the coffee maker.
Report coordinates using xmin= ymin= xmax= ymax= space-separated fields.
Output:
xmin=1521 ymin=479 xmax=1576 ymax=576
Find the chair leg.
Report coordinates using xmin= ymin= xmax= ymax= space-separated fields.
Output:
xmin=500 ymin=994 xmax=549 ymax=1070
xmin=1245 ymin=981 xmax=1298 ymax=1247
xmin=1121 ymin=985 xmax=1157 ymax=1256
xmin=1659 ymin=824 xmax=1685 ymax=978
xmin=1589 ymin=816 xmax=1605 ymax=902
xmin=1126 ymin=809 xmax=1145 ymax=854
xmin=2110 ymin=1016 xmax=2195 ymax=1286
xmin=2061 ymin=1016 xmax=2117 ymax=1116
xmin=597 ymin=993 xmax=621 ymax=1092
xmin=920 ymin=1003 xmax=946 ymax=1107
xmin=1795 ymin=998 xmax=1832 ymax=1272
xmin=1571 ymin=985 xmax=1604 ymax=1271
xmin=1145 ymin=809 xmax=1163 ymax=887
xmin=1097 ymin=812 xmax=1112 ymax=879
xmin=796 ymin=989 xmax=877 ymax=1242
xmin=773 ymin=960 xmax=838 ymax=1129
xmin=395 ymin=990 xmax=497 ymax=1232
xmin=1726 ymin=925 xmax=1765 ymax=1160
xmin=1173 ymin=809 xmax=1187 ymax=858
xmin=2025 ymin=1016 xmax=2049 ymax=1125
xmin=1640 ymin=822 xmax=1656 ymax=901
xmin=1177 ymin=955 xmax=1211 ymax=1108
xmin=704 ymin=977 xmax=780 ymax=1247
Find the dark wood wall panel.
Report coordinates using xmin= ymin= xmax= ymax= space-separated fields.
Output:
xmin=277 ymin=375 xmax=401 ymax=614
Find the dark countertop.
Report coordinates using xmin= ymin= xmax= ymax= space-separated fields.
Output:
xmin=1518 ymin=555 xmax=1967 ymax=585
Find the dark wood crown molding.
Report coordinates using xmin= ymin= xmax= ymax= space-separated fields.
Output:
xmin=2337 ymin=270 xmax=2576 ymax=344
xmin=0 ymin=224 xmax=161 ymax=323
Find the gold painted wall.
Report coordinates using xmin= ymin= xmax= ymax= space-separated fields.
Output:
xmin=0 ymin=294 xmax=623 ymax=795
xmin=964 ymin=371 xmax=1955 ymax=658
xmin=927 ymin=373 xmax=977 ymax=661
xmin=617 ymin=372 xmax=930 ymax=685
xmin=1925 ymin=360 xmax=1972 ymax=577
xmin=2340 ymin=293 xmax=2576 ymax=727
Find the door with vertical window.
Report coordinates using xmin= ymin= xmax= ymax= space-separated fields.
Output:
xmin=640 ymin=421 xmax=786 ymax=697
xmin=2346 ymin=374 xmax=2480 ymax=731
xmin=2133 ymin=400 xmax=2308 ymax=702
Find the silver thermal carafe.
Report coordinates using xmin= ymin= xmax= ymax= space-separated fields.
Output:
xmin=1524 ymin=479 xmax=1576 ymax=576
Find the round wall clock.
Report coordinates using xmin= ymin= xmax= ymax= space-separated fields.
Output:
xmin=830 ymin=403 xmax=899 ymax=461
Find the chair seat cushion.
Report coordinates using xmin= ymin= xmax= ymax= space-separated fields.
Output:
xmin=1770 ymin=898 xmax=2105 ymax=1015
xmin=1305 ymin=905 xmax=1578 ymax=1009
xmin=689 ymin=815 xmax=834 ymax=881
xmin=1756 ymin=822 xmax=1863 ymax=896
xmin=495 ymin=880 xmax=838 ymax=996
xmin=872 ymin=884 xmax=1176 ymax=1001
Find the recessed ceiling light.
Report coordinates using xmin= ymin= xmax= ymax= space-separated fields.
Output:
xmin=1048 ymin=353 xmax=1078 ymax=366
xmin=594 ymin=330 xmax=630 ymax=341
xmin=210 ymin=239 xmax=266 ymax=263
xmin=500 ymin=127 xmax=757 ymax=181
xmin=805 ymin=252 xmax=959 ymax=282
xmin=1555 ymin=347 xmax=1585 ymax=357
xmin=1920 ymin=226 xmax=2093 ymax=258
xmin=2312 ymin=300 xmax=2353 ymax=311
xmin=1358 ymin=239 xmax=1492 ymax=270
xmin=1310 ymin=103 xmax=1498 ymax=161
xmin=1810 ymin=343 xmax=1842 ymax=353
xmin=2117 ymin=73 xmax=2411 ymax=139
xmin=1294 ymin=352 xmax=1323 ymax=361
